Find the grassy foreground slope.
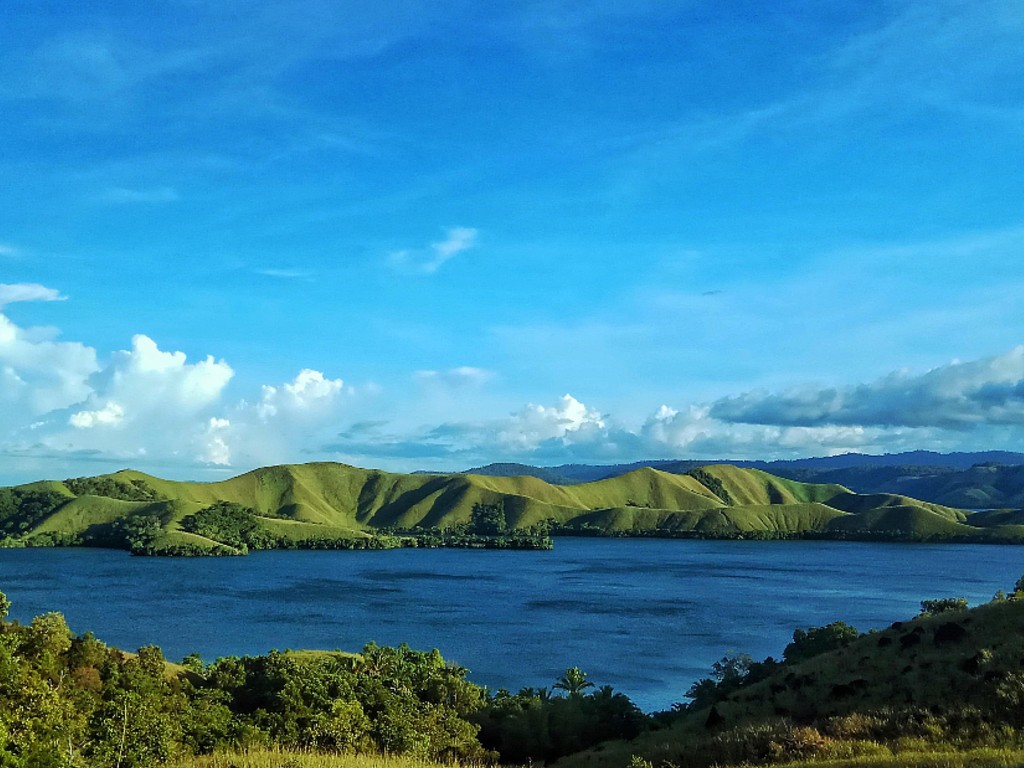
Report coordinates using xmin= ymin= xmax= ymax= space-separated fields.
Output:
xmin=558 ymin=597 xmax=1024 ymax=768
xmin=2 ymin=462 xmax=1023 ymax=554
xmin=175 ymin=749 xmax=1024 ymax=768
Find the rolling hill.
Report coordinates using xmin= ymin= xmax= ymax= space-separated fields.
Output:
xmin=1 ymin=462 xmax=1022 ymax=555
xmin=460 ymin=452 xmax=1024 ymax=508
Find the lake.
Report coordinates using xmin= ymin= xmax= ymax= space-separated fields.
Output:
xmin=0 ymin=538 xmax=1020 ymax=711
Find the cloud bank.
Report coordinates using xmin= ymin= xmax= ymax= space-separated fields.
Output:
xmin=709 ymin=347 xmax=1024 ymax=429
xmin=1 ymin=283 xmax=1023 ymax=482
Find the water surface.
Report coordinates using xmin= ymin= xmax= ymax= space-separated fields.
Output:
xmin=0 ymin=538 xmax=1019 ymax=711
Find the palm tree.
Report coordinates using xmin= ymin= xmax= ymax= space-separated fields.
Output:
xmin=552 ymin=666 xmax=594 ymax=696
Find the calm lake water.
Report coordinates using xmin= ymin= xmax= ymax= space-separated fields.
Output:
xmin=0 ymin=538 xmax=1020 ymax=711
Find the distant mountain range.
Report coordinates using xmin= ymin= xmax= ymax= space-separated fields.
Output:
xmin=3 ymin=459 xmax=1024 ymax=555
xmin=459 ymin=451 xmax=1024 ymax=508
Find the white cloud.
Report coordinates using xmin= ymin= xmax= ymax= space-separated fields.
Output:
xmin=256 ymin=368 xmax=345 ymax=420
xmin=414 ymin=366 xmax=493 ymax=387
xmin=200 ymin=417 xmax=232 ymax=466
xmin=0 ymin=283 xmax=66 ymax=308
xmin=324 ymin=348 xmax=1024 ymax=470
xmin=638 ymin=404 xmax=884 ymax=460
xmin=34 ymin=335 xmax=234 ymax=465
xmin=2 ymin=285 xmax=1024 ymax=481
xmin=0 ymin=311 xmax=97 ymax=421
xmin=431 ymin=227 xmax=477 ymax=266
xmin=104 ymin=334 xmax=235 ymax=412
xmin=709 ymin=346 xmax=1024 ymax=429
xmin=69 ymin=401 xmax=125 ymax=429
xmin=199 ymin=368 xmax=354 ymax=468
xmin=500 ymin=394 xmax=607 ymax=449
xmin=388 ymin=226 xmax=478 ymax=275
xmin=0 ymin=293 xmax=365 ymax=474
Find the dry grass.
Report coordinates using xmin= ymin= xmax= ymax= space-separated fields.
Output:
xmin=769 ymin=747 xmax=1024 ymax=768
xmin=171 ymin=748 xmax=452 ymax=768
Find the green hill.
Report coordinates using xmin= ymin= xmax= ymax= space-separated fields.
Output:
xmin=1 ymin=462 xmax=1022 ymax=555
xmin=556 ymin=596 xmax=1024 ymax=768
xmin=692 ymin=465 xmax=851 ymax=506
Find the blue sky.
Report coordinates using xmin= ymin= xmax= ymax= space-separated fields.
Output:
xmin=1 ymin=0 xmax=1023 ymax=483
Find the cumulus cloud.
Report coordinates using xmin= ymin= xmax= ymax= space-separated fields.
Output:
xmin=38 ymin=335 xmax=235 ymax=463
xmin=69 ymin=401 xmax=125 ymax=429
xmin=209 ymin=368 xmax=352 ymax=468
xmin=709 ymin=346 xmax=1024 ymax=429
xmin=500 ymin=394 xmax=607 ymax=449
xmin=0 ymin=291 xmax=366 ymax=476
xmin=0 ymin=283 xmax=66 ymax=307
xmin=388 ymin=226 xmax=478 ymax=274
xmin=99 ymin=334 xmax=234 ymax=414
xmin=50 ymin=361 xmax=351 ymax=471
xmin=200 ymin=417 xmax=232 ymax=466
xmin=0 ymin=306 xmax=97 ymax=422
xmin=256 ymin=368 xmax=345 ymax=420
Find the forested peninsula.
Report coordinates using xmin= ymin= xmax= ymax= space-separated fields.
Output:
xmin=2 ymin=462 xmax=1024 ymax=555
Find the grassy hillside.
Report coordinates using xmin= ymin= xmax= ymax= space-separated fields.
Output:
xmin=694 ymin=465 xmax=850 ymax=505
xmin=462 ymin=455 xmax=1024 ymax=510
xmin=751 ymin=463 xmax=1024 ymax=509
xmin=557 ymin=596 xmax=1024 ymax=768
xmin=1 ymin=462 xmax=1022 ymax=555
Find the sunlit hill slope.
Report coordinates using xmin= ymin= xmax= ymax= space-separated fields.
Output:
xmin=1 ymin=462 xmax=1022 ymax=555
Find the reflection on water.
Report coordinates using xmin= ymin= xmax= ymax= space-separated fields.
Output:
xmin=0 ymin=538 xmax=1019 ymax=711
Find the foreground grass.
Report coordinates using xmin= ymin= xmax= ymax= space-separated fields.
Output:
xmin=173 ymin=748 xmax=1024 ymax=768
xmin=769 ymin=747 xmax=1024 ymax=768
xmin=171 ymin=749 xmax=450 ymax=768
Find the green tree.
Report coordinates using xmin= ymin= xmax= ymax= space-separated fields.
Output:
xmin=179 ymin=502 xmax=274 ymax=551
xmin=920 ymin=597 xmax=968 ymax=616
xmin=114 ymin=515 xmax=163 ymax=553
xmin=783 ymin=622 xmax=859 ymax=664
xmin=683 ymin=653 xmax=755 ymax=710
xmin=467 ymin=501 xmax=508 ymax=536
xmin=553 ymin=666 xmax=594 ymax=697
xmin=23 ymin=612 xmax=73 ymax=667
xmin=90 ymin=689 xmax=178 ymax=768
xmin=710 ymin=653 xmax=753 ymax=686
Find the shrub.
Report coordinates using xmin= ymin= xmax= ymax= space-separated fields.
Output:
xmin=783 ymin=622 xmax=860 ymax=663
xmin=920 ymin=597 xmax=969 ymax=616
